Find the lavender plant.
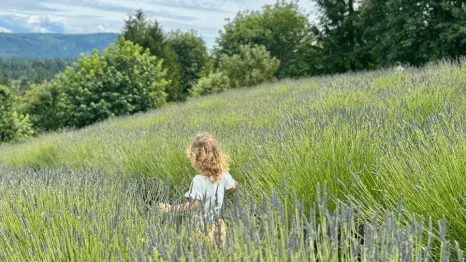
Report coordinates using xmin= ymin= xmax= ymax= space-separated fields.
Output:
xmin=0 ymin=166 xmax=463 ymax=261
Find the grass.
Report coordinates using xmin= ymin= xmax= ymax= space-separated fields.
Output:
xmin=1 ymin=61 xmax=466 ymax=256
xmin=0 ymin=166 xmax=463 ymax=261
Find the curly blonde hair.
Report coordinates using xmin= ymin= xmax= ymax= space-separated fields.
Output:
xmin=187 ymin=133 xmax=229 ymax=182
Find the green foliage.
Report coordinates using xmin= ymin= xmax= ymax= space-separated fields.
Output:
xmin=18 ymin=82 xmax=67 ymax=132
xmin=325 ymin=0 xmax=466 ymax=69
xmin=0 ymin=58 xmax=72 ymax=88
xmin=190 ymin=45 xmax=279 ymax=97
xmin=218 ymin=45 xmax=280 ymax=88
xmin=166 ymin=30 xmax=209 ymax=99
xmin=428 ymin=0 xmax=466 ymax=61
xmin=0 ymin=85 xmax=34 ymax=143
xmin=357 ymin=0 xmax=431 ymax=67
xmin=0 ymin=72 xmax=11 ymax=87
xmin=56 ymin=39 xmax=168 ymax=128
xmin=189 ymin=71 xmax=231 ymax=97
xmin=311 ymin=0 xmax=466 ymax=73
xmin=314 ymin=0 xmax=367 ymax=73
xmin=0 ymin=33 xmax=118 ymax=59
xmin=215 ymin=0 xmax=316 ymax=78
xmin=19 ymin=79 xmax=29 ymax=90
xmin=122 ymin=10 xmax=183 ymax=102
xmin=10 ymin=112 xmax=34 ymax=142
xmin=0 ymin=85 xmax=14 ymax=142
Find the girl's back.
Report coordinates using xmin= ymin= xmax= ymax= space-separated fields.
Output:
xmin=185 ymin=173 xmax=235 ymax=223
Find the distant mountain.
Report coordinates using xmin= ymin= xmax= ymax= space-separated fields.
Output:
xmin=0 ymin=33 xmax=119 ymax=59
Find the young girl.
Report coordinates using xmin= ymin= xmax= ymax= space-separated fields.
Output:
xmin=159 ymin=133 xmax=236 ymax=243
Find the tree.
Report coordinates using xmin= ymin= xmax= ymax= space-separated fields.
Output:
xmin=0 ymin=85 xmax=15 ymax=142
xmin=419 ymin=0 xmax=466 ymax=62
xmin=0 ymin=58 xmax=71 ymax=83
xmin=357 ymin=0 xmax=466 ymax=68
xmin=218 ymin=45 xmax=280 ymax=89
xmin=34 ymin=68 xmax=46 ymax=84
xmin=216 ymin=1 xmax=316 ymax=78
xmin=355 ymin=0 xmax=387 ymax=69
xmin=0 ymin=72 xmax=11 ymax=87
xmin=314 ymin=0 xmax=368 ymax=73
xmin=359 ymin=0 xmax=431 ymax=67
xmin=0 ymin=85 xmax=34 ymax=143
xmin=19 ymin=79 xmax=29 ymax=91
xmin=57 ymin=39 xmax=168 ymax=128
xmin=19 ymin=81 xmax=67 ymax=132
xmin=166 ymin=30 xmax=209 ymax=99
xmin=122 ymin=10 xmax=182 ymax=101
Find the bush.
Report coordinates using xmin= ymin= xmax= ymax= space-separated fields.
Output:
xmin=219 ymin=45 xmax=279 ymax=88
xmin=189 ymin=71 xmax=231 ymax=97
xmin=57 ymin=39 xmax=169 ymax=128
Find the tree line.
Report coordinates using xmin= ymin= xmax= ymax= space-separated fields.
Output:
xmin=1 ymin=0 xmax=465 ymax=143
xmin=0 ymin=59 xmax=72 ymax=92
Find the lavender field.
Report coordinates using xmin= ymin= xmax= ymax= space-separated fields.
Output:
xmin=1 ymin=61 xmax=466 ymax=260
xmin=0 ymin=166 xmax=463 ymax=261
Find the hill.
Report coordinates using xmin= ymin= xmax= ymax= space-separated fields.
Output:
xmin=0 ymin=33 xmax=119 ymax=59
xmin=1 ymin=62 xmax=466 ymax=248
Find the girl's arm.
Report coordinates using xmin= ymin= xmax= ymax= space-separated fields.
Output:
xmin=159 ymin=199 xmax=201 ymax=214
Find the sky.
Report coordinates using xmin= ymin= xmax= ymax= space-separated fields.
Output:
xmin=0 ymin=0 xmax=317 ymax=48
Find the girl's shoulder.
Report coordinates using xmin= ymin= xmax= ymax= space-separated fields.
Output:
xmin=193 ymin=174 xmax=205 ymax=181
xmin=193 ymin=173 xmax=232 ymax=184
xmin=220 ymin=172 xmax=234 ymax=183
xmin=221 ymin=172 xmax=232 ymax=178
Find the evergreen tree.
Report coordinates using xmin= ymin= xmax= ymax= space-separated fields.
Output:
xmin=19 ymin=79 xmax=29 ymax=91
xmin=166 ymin=30 xmax=209 ymax=99
xmin=314 ymin=0 xmax=367 ymax=73
xmin=122 ymin=10 xmax=182 ymax=101
xmin=0 ymin=72 xmax=11 ymax=87
xmin=34 ymin=69 xmax=46 ymax=84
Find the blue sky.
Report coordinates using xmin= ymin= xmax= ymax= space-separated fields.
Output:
xmin=0 ymin=0 xmax=316 ymax=48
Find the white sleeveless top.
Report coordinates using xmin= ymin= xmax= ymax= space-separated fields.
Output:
xmin=184 ymin=173 xmax=235 ymax=224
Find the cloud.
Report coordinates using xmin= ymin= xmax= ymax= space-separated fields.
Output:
xmin=0 ymin=0 xmax=316 ymax=48
xmin=0 ymin=14 xmax=66 ymax=33
xmin=0 ymin=27 xmax=11 ymax=33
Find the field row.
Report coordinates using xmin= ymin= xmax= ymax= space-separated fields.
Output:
xmin=0 ymin=167 xmax=463 ymax=261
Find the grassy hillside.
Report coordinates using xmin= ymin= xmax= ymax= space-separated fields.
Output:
xmin=1 ymin=62 xmax=466 ymax=249
xmin=0 ymin=33 xmax=118 ymax=59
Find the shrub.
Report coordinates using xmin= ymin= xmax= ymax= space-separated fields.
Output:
xmin=189 ymin=71 xmax=231 ymax=97
xmin=219 ymin=45 xmax=280 ymax=88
